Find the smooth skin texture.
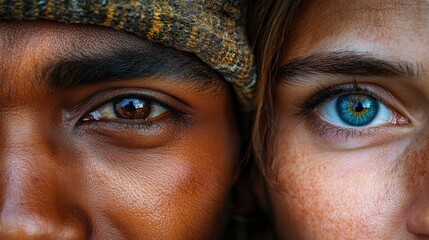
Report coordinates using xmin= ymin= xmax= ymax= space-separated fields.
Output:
xmin=0 ymin=21 xmax=239 ymax=239
xmin=267 ymin=0 xmax=429 ymax=239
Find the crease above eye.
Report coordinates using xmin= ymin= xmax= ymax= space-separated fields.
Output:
xmin=82 ymin=97 xmax=168 ymax=122
xmin=317 ymin=93 xmax=409 ymax=128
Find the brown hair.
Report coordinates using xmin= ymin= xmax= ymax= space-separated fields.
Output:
xmin=247 ymin=0 xmax=303 ymax=178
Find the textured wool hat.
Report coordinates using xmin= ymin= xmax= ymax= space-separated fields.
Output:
xmin=0 ymin=0 xmax=256 ymax=110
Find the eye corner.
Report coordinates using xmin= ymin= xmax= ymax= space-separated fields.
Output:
xmin=301 ymin=83 xmax=411 ymax=141
xmin=69 ymin=88 xmax=192 ymax=130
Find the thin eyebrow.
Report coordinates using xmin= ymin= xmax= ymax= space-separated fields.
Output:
xmin=42 ymin=47 xmax=222 ymax=93
xmin=278 ymin=51 xmax=420 ymax=84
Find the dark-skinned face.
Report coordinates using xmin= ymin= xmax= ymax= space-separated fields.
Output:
xmin=0 ymin=21 xmax=239 ymax=239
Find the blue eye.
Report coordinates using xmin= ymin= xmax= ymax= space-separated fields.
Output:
xmin=336 ymin=94 xmax=379 ymax=126
xmin=319 ymin=93 xmax=394 ymax=128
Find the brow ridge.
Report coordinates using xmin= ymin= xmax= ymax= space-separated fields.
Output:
xmin=278 ymin=51 xmax=419 ymax=84
xmin=42 ymin=46 xmax=222 ymax=93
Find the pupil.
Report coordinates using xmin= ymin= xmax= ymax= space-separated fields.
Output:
xmin=336 ymin=94 xmax=379 ymax=127
xmin=353 ymin=102 xmax=364 ymax=112
xmin=115 ymin=98 xmax=150 ymax=119
xmin=124 ymin=101 xmax=136 ymax=112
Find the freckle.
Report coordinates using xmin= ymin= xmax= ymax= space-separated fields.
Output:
xmin=398 ymin=139 xmax=429 ymax=201
xmin=290 ymin=153 xmax=297 ymax=165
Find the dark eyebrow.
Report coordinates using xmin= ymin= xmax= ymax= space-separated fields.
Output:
xmin=278 ymin=51 xmax=420 ymax=84
xmin=42 ymin=45 xmax=222 ymax=93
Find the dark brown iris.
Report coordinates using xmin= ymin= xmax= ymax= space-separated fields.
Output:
xmin=114 ymin=98 xmax=150 ymax=119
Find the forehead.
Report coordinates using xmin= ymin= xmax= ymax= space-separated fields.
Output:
xmin=0 ymin=21 xmax=147 ymax=57
xmin=284 ymin=0 xmax=429 ymax=61
xmin=0 ymin=21 xmax=223 ymax=103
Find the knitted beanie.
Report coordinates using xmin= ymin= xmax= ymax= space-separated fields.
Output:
xmin=0 ymin=0 xmax=256 ymax=110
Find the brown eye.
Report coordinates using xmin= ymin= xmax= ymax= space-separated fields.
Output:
xmin=82 ymin=97 xmax=168 ymax=123
xmin=114 ymin=98 xmax=150 ymax=119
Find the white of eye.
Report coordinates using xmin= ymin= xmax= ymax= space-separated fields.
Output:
xmin=318 ymin=95 xmax=395 ymax=128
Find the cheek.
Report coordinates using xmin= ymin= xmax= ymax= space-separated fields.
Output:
xmin=402 ymin=137 xmax=429 ymax=195
xmin=70 ymin=133 xmax=238 ymax=239
xmin=267 ymin=123 xmax=426 ymax=238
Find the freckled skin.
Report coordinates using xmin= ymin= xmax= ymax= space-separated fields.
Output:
xmin=0 ymin=21 xmax=239 ymax=239
xmin=267 ymin=0 xmax=429 ymax=239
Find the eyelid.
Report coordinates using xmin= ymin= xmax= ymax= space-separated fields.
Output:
xmin=64 ymin=88 xmax=193 ymax=126
xmin=316 ymin=95 xmax=409 ymax=129
xmin=83 ymin=99 xmax=168 ymax=122
xmin=294 ymin=82 xmax=413 ymax=145
xmin=298 ymin=82 xmax=409 ymax=121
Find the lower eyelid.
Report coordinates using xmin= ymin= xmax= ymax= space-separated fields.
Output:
xmin=307 ymin=116 xmax=386 ymax=141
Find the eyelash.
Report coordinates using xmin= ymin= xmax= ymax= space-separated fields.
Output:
xmin=298 ymin=82 xmax=384 ymax=115
xmin=307 ymin=116 xmax=384 ymax=140
xmin=297 ymin=82 xmax=402 ymax=139
xmin=73 ymin=90 xmax=188 ymax=129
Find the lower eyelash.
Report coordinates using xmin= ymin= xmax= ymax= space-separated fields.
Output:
xmin=309 ymin=117 xmax=382 ymax=140
xmin=78 ymin=115 xmax=180 ymax=133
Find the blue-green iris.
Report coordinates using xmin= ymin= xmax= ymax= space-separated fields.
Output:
xmin=336 ymin=94 xmax=379 ymax=126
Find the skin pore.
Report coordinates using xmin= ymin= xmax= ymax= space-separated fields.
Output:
xmin=266 ymin=0 xmax=429 ymax=239
xmin=0 ymin=21 xmax=239 ymax=239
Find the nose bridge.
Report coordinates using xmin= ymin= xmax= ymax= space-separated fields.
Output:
xmin=0 ymin=110 xmax=57 ymax=202
xmin=1 ymin=141 xmax=57 ymax=216
xmin=0 ymin=113 xmax=56 ymax=202
xmin=0 ymin=115 xmax=87 ymax=239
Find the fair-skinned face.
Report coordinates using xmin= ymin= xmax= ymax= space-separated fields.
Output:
xmin=0 ymin=21 xmax=239 ymax=239
xmin=267 ymin=0 xmax=429 ymax=238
